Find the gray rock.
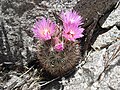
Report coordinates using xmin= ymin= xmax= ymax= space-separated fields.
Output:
xmin=82 ymin=49 xmax=106 ymax=81
xmin=92 ymin=26 xmax=120 ymax=50
xmin=5 ymin=75 xmax=22 ymax=89
xmin=102 ymin=4 xmax=120 ymax=27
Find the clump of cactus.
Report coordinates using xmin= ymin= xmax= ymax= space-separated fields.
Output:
xmin=32 ymin=10 xmax=84 ymax=76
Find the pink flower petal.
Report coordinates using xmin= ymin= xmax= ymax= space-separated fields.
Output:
xmin=60 ymin=10 xmax=83 ymax=26
xmin=63 ymin=25 xmax=84 ymax=41
xmin=32 ymin=18 xmax=56 ymax=41
xmin=53 ymin=37 xmax=64 ymax=52
xmin=54 ymin=42 xmax=64 ymax=52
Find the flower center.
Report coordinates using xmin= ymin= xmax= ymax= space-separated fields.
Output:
xmin=43 ymin=29 xmax=50 ymax=35
xmin=70 ymin=18 xmax=75 ymax=23
xmin=67 ymin=30 xmax=75 ymax=38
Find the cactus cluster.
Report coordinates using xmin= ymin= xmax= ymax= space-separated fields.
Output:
xmin=32 ymin=10 xmax=84 ymax=76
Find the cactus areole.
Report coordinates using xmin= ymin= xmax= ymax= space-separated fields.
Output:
xmin=32 ymin=10 xmax=84 ymax=77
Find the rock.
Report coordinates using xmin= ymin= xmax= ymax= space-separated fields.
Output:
xmin=82 ymin=49 xmax=106 ymax=81
xmin=92 ymin=26 xmax=120 ymax=50
xmin=98 ymin=66 xmax=120 ymax=90
xmin=5 ymin=75 xmax=22 ymax=89
xmin=107 ymin=41 xmax=120 ymax=66
xmin=102 ymin=4 xmax=120 ymax=27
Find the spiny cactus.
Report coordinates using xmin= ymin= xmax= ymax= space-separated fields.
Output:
xmin=37 ymin=40 xmax=81 ymax=76
xmin=32 ymin=10 xmax=84 ymax=77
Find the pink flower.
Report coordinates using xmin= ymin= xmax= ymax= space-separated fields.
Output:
xmin=63 ymin=25 xmax=84 ymax=41
xmin=32 ymin=18 xmax=56 ymax=41
xmin=53 ymin=37 xmax=64 ymax=52
xmin=60 ymin=10 xmax=83 ymax=26
xmin=54 ymin=42 xmax=64 ymax=52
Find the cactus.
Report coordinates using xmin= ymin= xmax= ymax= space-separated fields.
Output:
xmin=32 ymin=10 xmax=84 ymax=77
xmin=37 ymin=40 xmax=81 ymax=76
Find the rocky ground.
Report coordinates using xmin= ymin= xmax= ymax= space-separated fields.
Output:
xmin=0 ymin=0 xmax=120 ymax=90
